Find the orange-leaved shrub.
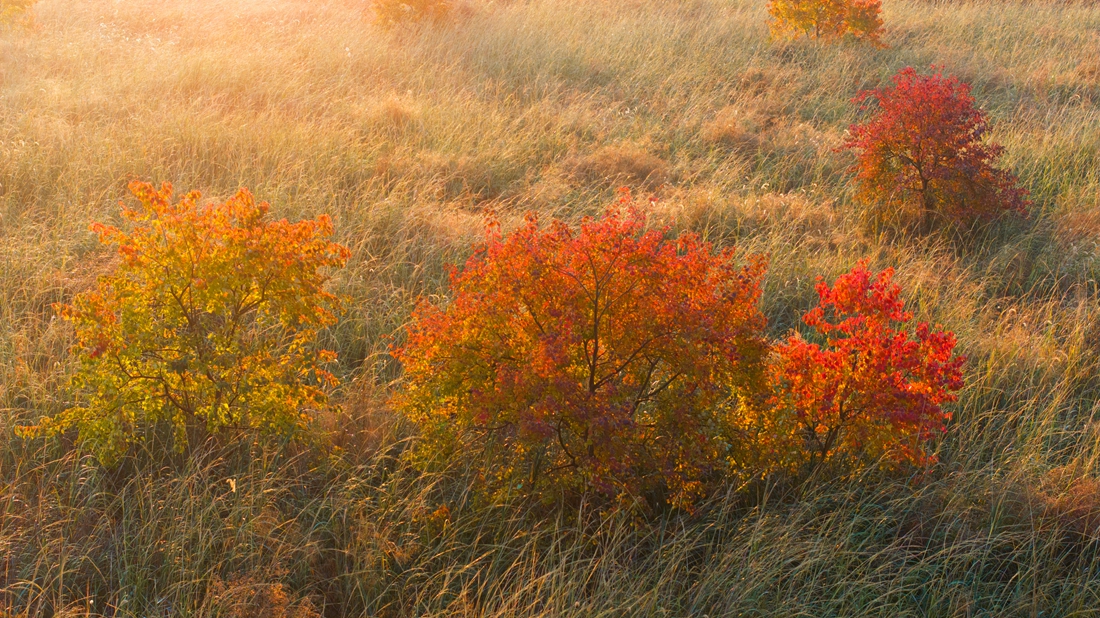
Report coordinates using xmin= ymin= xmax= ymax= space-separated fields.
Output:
xmin=372 ymin=0 xmax=452 ymax=27
xmin=843 ymin=67 xmax=1029 ymax=233
xmin=394 ymin=191 xmax=770 ymax=509
xmin=768 ymin=261 xmax=965 ymax=473
xmin=768 ymin=0 xmax=883 ymax=44
xmin=18 ymin=181 xmax=350 ymax=464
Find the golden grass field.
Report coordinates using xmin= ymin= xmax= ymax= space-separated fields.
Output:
xmin=2 ymin=0 xmax=1100 ymax=615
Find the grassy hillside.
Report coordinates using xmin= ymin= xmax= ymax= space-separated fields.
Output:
xmin=2 ymin=0 xmax=1099 ymax=615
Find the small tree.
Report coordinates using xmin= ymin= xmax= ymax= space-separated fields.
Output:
xmin=19 ymin=182 xmax=350 ymax=464
xmin=394 ymin=192 xmax=769 ymax=509
xmin=769 ymin=261 xmax=965 ymax=472
xmin=843 ymin=67 xmax=1029 ymax=233
xmin=768 ymin=0 xmax=883 ymax=44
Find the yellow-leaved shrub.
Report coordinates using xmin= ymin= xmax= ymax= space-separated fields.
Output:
xmin=18 ymin=181 xmax=350 ymax=464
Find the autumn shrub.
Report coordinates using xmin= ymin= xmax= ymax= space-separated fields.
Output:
xmin=372 ymin=0 xmax=452 ymax=27
xmin=394 ymin=191 xmax=769 ymax=509
xmin=843 ymin=67 xmax=1030 ymax=233
xmin=768 ymin=0 xmax=883 ymax=44
xmin=0 ymin=0 xmax=36 ymax=28
xmin=767 ymin=262 xmax=965 ymax=474
xmin=18 ymin=181 xmax=350 ymax=464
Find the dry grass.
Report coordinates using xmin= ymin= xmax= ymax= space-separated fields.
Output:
xmin=2 ymin=0 xmax=1100 ymax=615
xmin=565 ymin=142 xmax=671 ymax=189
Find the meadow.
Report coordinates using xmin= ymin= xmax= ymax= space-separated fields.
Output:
xmin=2 ymin=0 xmax=1100 ymax=615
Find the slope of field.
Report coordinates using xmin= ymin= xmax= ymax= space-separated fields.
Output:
xmin=2 ymin=0 xmax=1099 ymax=615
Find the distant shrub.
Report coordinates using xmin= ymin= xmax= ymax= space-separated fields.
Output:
xmin=18 ymin=181 xmax=350 ymax=464
xmin=0 ymin=0 xmax=37 ymax=28
xmin=843 ymin=67 xmax=1029 ymax=233
xmin=768 ymin=0 xmax=883 ymax=44
xmin=372 ymin=0 xmax=452 ymax=27
xmin=394 ymin=191 xmax=769 ymax=509
xmin=768 ymin=261 xmax=965 ymax=473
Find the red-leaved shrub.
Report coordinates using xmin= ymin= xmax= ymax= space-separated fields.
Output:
xmin=394 ymin=191 xmax=769 ymax=509
xmin=768 ymin=0 xmax=883 ymax=44
xmin=768 ymin=261 xmax=965 ymax=472
xmin=843 ymin=67 xmax=1029 ymax=232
